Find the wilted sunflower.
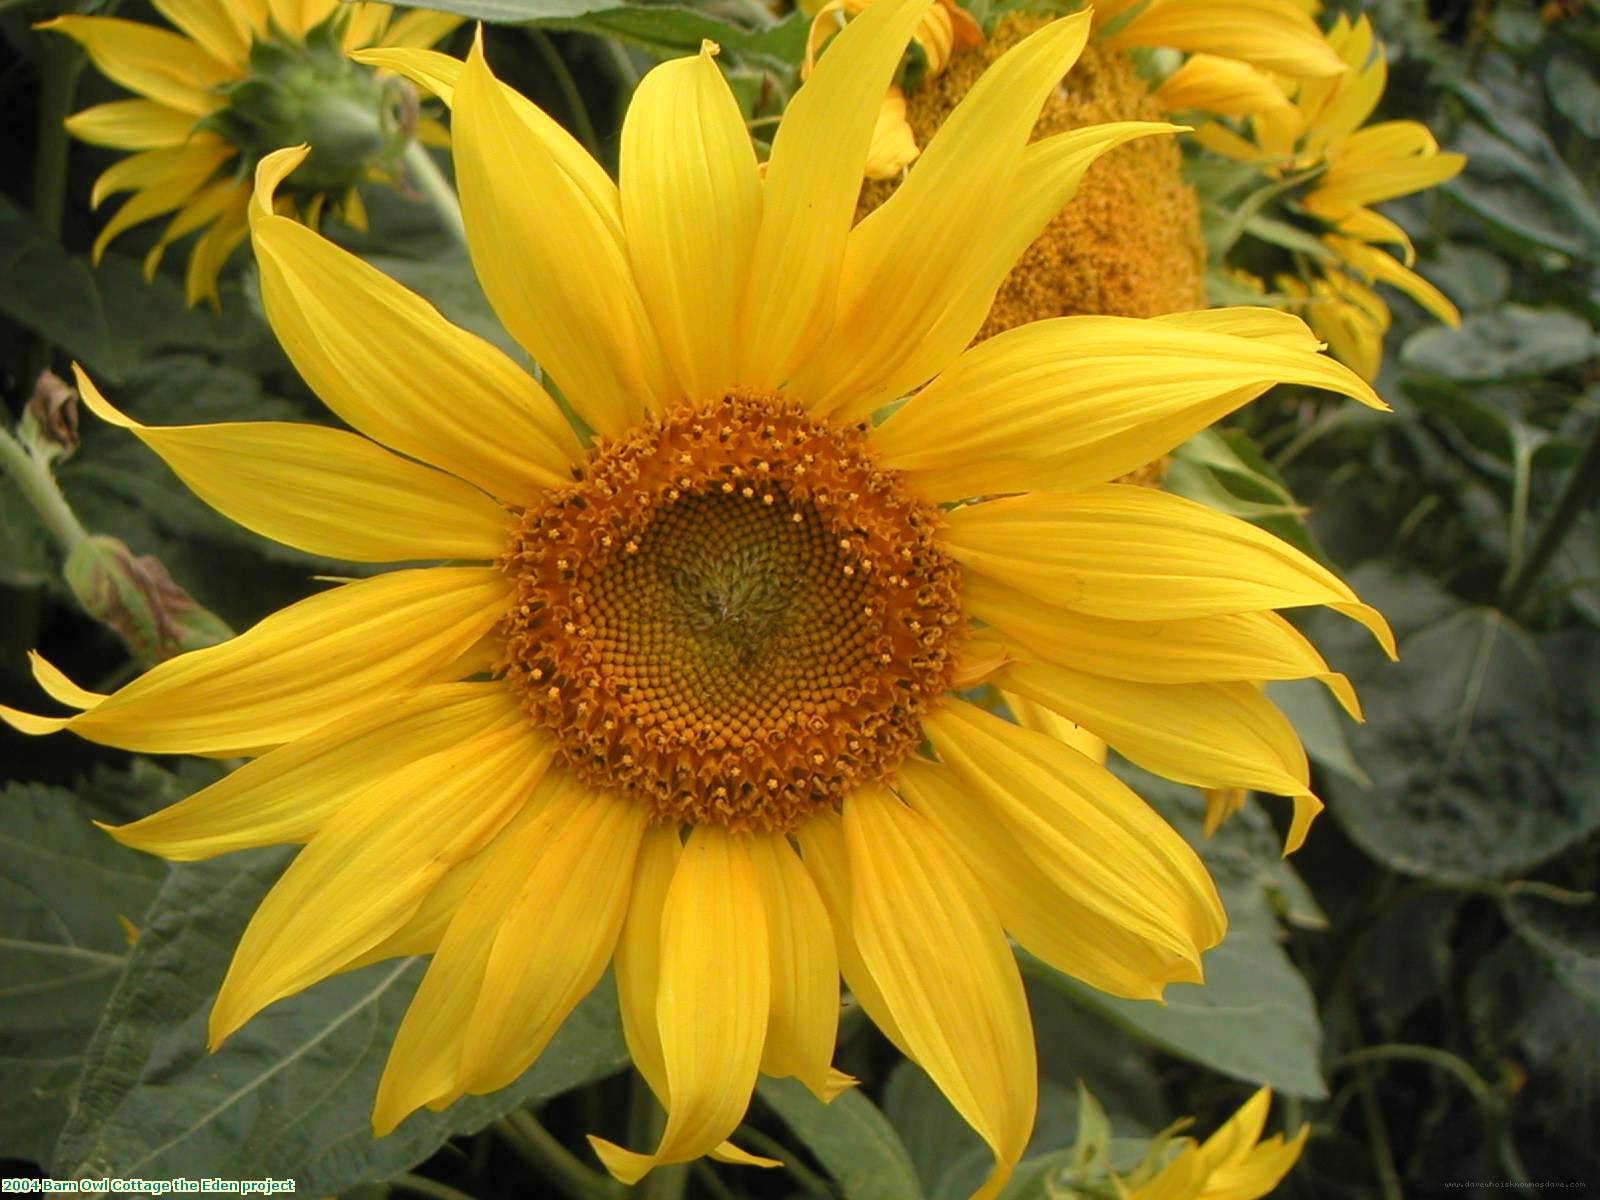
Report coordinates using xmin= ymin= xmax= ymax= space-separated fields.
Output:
xmin=45 ymin=0 xmax=461 ymax=307
xmin=5 ymin=3 xmax=1390 ymax=1193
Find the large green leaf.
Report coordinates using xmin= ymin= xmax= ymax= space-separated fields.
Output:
xmin=1306 ymin=564 xmax=1600 ymax=882
xmin=387 ymin=0 xmax=807 ymax=64
xmin=0 ymin=194 xmax=122 ymax=379
xmin=51 ymin=845 xmax=630 ymax=1192
xmin=0 ymin=776 xmax=167 ymax=1166
xmin=758 ymin=1077 xmax=922 ymax=1200
xmin=1401 ymin=306 xmax=1600 ymax=382
xmin=1023 ymin=767 xmax=1326 ymax=1099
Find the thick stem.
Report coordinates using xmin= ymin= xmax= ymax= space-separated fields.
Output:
xmin=402 ymin=139 xmax=467 ymax=246
xmin=0 ymin=422 xmax=86 ymax=555
xmin=1499 ymin=418 xmax=1600 ymax=621
xmin=33 ymin=37 xmax=85 ymax=241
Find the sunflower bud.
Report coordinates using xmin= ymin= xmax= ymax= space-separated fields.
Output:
xmin=64 ymin=535 xmax=232 ymax=665
xmin=208 ymin=14 xmax=407 ymax=199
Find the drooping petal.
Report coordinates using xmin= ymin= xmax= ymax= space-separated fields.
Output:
xmin=1 ymin=568 xmax=509 ymax=754
xmin=965 ymin=572 xmax=1361 ymax=717
xmin=249 ymin=148 xmax=582 ymax=504
xmin=590 ymin=827 xmax=770 ymax=1184
xmin=142 ymin=179 xmax=247 ymax=282
xmin=457 ymin=786 xmax=648 ymax=1093
xmin=452 ymin=36 xmax=668 ymax=435
xmin=103 ymin=682 xmax=525 ymax=860
xmin=182 ymin=196 xmax=250 ymax=308
xmin=348 ymin=45 xmax=461 ymax=102
xmin=735 ymin=0 xmax=935 ymax=388
xmin=922 ymin=700 xmax=1225 ymax=967
xmin=790 ymin=11 xmax=1094 ymax=417
xmin=748 ymin=832 xmax=841 ymax=1101
xmin=373 ymin=769 xmax=582 ymax=1134
xmin=41 ymin=17 xmax=234 ymax=115
xmin=90 ymin=140 xmax=235 ymax=262
xmin=613 ymin=823 xmax=683 ymax=1100
xmin=943 ymin=485 xmax=1396 ymax=655
xmin=74 ymin=366 xmax=508 ymax=563
xmin=873 ymin=309 xmax=1381 ymax=499
xmin=65 ymin=100 xmax=198 ymax=149
xmin=998 ymin=659 xmax=1325 ymax=850
xmin=620 ymin=42 xmax=762 ymax=402
xmin=842 ymin=785 xmax=1035 ymax=1200
xmin=210 ymin=719 xmax=554 ymax=1045
xmin=1325 ymin=235 xmax=1460 ymax=327
xmin=894 ymin=756 xmax=1201 ymax=999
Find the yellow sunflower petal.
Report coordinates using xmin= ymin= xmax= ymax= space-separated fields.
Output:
xmin=182 ymin=198 xmax=250 ymax=309
xmin=614 ymin=823 xmax=682 ymax=1101
xmin=151 ymin=0 xmax=253 ymax=65
xmin=1108 ymin=0 xmax=1345 ymax=78
xmin=943 ymin=485 xmax=1396 ymax=656
xmin=142 ymin=179 xmax=245 ymax=281
xmin=73 ymin=367 xmax=507 ymax=562
xmin=373 ymin=770 xmax=582 ymax=1135
xmin=102 ymin=682 xmax=524 ymax=860
xmin=40 ymin=17 xmax=233 ymax=115
xmin=210 ymin=719 xmax=552 ymax=1046
xmin=842 ymin=785 xmax=1035 ymax=1200
xmin=65 ymin=100 xmax=198 ymax=149
xmin=620 ymin=42 xmax=762 ymax=403
xmin=379 ymin=9 xmax=464 ymax=49
xmin=458 ymin=785 xmax=648 ymax=1093
xmin=864 ymin=86 xmax=920 ymax=179
xmin=999 ymin=658 xmax=1325 ymax=850
xmin=894 ymin=756 xmax=1203 ymax=999
xmin=749 ymin=832 xmax=840 ymax=1101
xmin=793 ymin=11 xmax=1093 ymax=417
xmin=452 ymin=35 xmax=668 ymax=436
xmin=348 ymin=45 xmax=461 ymax=102
xmin=735 ymin=0 xmax=935 ymax=388
xmin=249 ymin=148 xmax=582 ymax=504
xmin=793 ymin=813 xmax=913 ymax=1058
xmin=828 ymin=120 xmax=1181 ymax=422
xmin=91 ymin=142 xmax=235 ymax=263
xmin=966 ymin=573 xmax=1361 ymax=718
xmin=1 ymin=567 xmax=508 ymax=754
xmin=873 ymin=309 xmax=1381 ymax=499
xmin=1153 ymin=53 xmax=1292 ymax=116
xmin=27 ymin=651 xmax=106 ymax=710
xmin=589 ymin=826 xmax=770 ymax=1184
xmin=1325 ymin=236 xmax=1460 ymax=327
xmin=922 ymin=700 xmax=1225 ymax=966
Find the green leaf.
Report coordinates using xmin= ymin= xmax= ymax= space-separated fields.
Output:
xmin=1420 ymin=243 xmax=1510 ymax=313
xmin=1242 ymin=214 xmax=1335 ymax=261
xmin=1305 ymin=564 xmax=1600 ymax=882
xmin=1547 ymin=54 xmax=1600 ymax=140
xmin=387 ymin=0 xmax=807 ymax=65
xmin=757 ymin=1077 xmax=922 ymax=1200
xmin=51 ymin=846 xmax=630 ymax=1192
xmin=1401 ymin=305 xmax=1600 ymax=382
xmin=0 ymin=776 xmax=167 ymax=1166
xmin=1026 ymin=767 xmax=1327 ymax=1098
xmin=1444 ymin=122 xmax=1600 ymax=261
xmin=0 ymin=194 xmax=122 ymax=378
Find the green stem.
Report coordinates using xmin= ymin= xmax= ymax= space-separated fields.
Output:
xmin=624 ymin=1073 xmax=687 ymax=1200
xmin=1331 ymin=1044 xmax=1497 ymax=1114
xmin=496 ymin=1112 xmax=623 ymax=1200
xmin=1352 ymin=1064 xmax=1403 ymax=1200
xmin=1498 ymin=417 xmax=1600 ymax=620
xmin=392 ymin=1173 xmax=481 ymax=1200
xmin=401 ymin=139 xmax=467 ymax=246
xmin=529 ymin=30 xmax=602 ymax=159
xmin=732 ymin=1126 xmax=835 ymax=1197
xmin=689 ymin=1163 xmax=738 ymax=1200
xmin=33 ymin=37 xmax=84 ymax=241
xmin=0 ymin=422 xmax=86 ymax=555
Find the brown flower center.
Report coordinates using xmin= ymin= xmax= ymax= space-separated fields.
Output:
xmin=498 ymin=391 xmax=964 ymax=832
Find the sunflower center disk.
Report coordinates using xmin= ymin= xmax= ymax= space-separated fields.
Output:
xmin=499 ymin=391 xmax=964 ymax=832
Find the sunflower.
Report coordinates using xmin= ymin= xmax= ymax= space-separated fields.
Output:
xmin=845 ymin=0 xmax=1342 ymax=334
xmin=44 ymin=0 xmax=461 ymax=307
xmin=1123 ymin=1088 xmax=1308 ymax=1200
xmin=5 ymin=4 xmax=1390 ymax=1193
xmin=1195 ymin=13 xmax=1466 ymax=378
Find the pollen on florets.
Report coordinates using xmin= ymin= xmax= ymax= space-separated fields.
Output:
xmin=498 ymin=391 xmax=966 ymax=833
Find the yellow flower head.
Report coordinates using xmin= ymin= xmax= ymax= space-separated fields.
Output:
xmin=1125 ymin=1088 xmax=1309 ymax=1200
xmin=44 ymin=0 xmax=461 ymax=307
xmin=5 ymin=5 xmax=1391 ymax=1193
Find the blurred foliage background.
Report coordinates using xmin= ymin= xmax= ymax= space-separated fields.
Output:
xmin=1 ymin=0 xmax=1597 ymax=1197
